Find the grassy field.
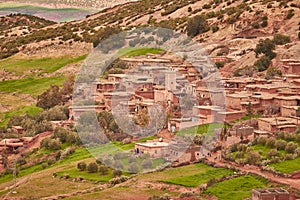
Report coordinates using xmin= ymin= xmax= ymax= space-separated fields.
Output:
xmin=160 ymin=163 xmax=234 ymax=187
xmin=270 ymin=157 xmax=300 ymax=174
xmin=64 ymin=186 xmax=178 ymax=200
xmin=0 ymin=54 xmax=87 ymax=75
xmin=231 ymin=114 xmax=261 ymax=124
xmin=0 ymin=105 xmax=42 ymax=126
xmin=56 ymin=167 xmax=114 ymax=182
xmin=176 ymin=123 xmax=229 ymax=136
xmin=0 ymin=162 xmax=45 ymax=184
xmin=119 ymin=48 xmax=164 ymax=57
xmin=0 ymin=76 xmax=66 ymax=96
xmin=204 ymin=175 xmax=268 ymax=200
xmin=0 ymin=2 xmax=96 ymax=22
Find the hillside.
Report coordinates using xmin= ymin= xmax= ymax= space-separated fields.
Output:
xmin=0 ymin=0 xmax=299 ymax=67
xmin=0 ymin=0 xmax=300 ymax=199
xmin=1 ymin=0 xmax=137 ymax=9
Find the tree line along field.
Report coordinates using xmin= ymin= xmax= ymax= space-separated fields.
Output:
xmin=224 ymin=132 xmax=300 ymax=174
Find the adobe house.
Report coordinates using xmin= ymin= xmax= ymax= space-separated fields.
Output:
xmin=275 ymin=96 xmax=300 ymax=107
xmin=134 ymin=141 xmax=169 ymax=158
xmin=186 ymin=73 xmax=197 ymax=82
xmin=253 ymin=78 xmax=269 ymax=85
xmin=107 ymin=74 xmax=127 ymax=82
xmin=0 ymin=139 xmax=24 ymax=154
xmin=120 ymin=57 xmax=171 ymax=68
xmin=167 ymin=117 xmax=199 ymax=132
xmin=253 ymin=130 xmax=271 ymax=138
xmin=68 ymin=105 xmax=106 ymax=120
xmin=214 ymin=110 xmax=245 ymax=123
xmin=226 ymin=92 xmax=252 ymax=110
xmin=281 ymin=59 xmax=300 ymax=75
xmin=241 ymin=101 xmax=261 ymax=113
xmin=103 ymin=91 xmax=134 ymax=108
xmin=223 ymin=78 xmax=254 ymax=90
xmin=251 ymin=93 xmax=277 ymax=110
xmin=160 ymin=137 xmax=203 ymax=163
xmin=154 ymin=89 xmax=177 ymax=104
xmin=246 ymin=83 xmax=284 ymax=93
xmin=257 ymin=117 xmax=299 ymax=133
xmin=252 ymin=188 xmax=289 ymax=200
xmin=96 ymin=81 xmax=119 ymax=92
xmin=196 ymin=87 xmax=225 ymax=107
xmin=281 ymin=106 xmax=299 ymax=117
xmin=196 ymin=87 xmax=211 ymax=100
xmin=12 ymin=126 xmax=24 ymax=134
xmin=192 ymin=105 xmax=223 ymax=124
xmin=292 ymin=79 xmax=300 ymax=86
xmin=234 ymin=124 xmax=254 ymax=138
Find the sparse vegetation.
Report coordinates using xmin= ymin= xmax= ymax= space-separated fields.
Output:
xmin=186 ymin=15 xmax=210 ymax=37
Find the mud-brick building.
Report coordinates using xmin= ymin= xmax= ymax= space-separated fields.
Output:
xmin=252 ymin=188 xmax=289 ymax=200
xmin=134 ymin=141 xmax=169 ymax=158
xmin=226 ymin=92 xmax=252 ymax=110
xmin=281 ymin=59 xmax=300 ymax=75
xmin=257 ymin=117 xmax=299 ymax=133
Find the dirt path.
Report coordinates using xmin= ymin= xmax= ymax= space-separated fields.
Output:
xmin=206 ymin=151 xmax=300 ymax=191
xmin=1 ymin=175 xmax=32 ymax=199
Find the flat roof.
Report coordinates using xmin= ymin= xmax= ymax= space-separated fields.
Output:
xmin=135 ymin=142 xmax=169 ymax=148
xmin=258 ymin=117 xmax=298 ymax=125
xmin=227 ymin=93 xmax=252 ymax=98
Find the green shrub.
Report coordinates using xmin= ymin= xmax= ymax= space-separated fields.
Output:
xmin=44 ymin=138 xmax=62 ymax=150
xmin=77 ymin=162 xmax=87 ymax=171
xmin=254 ymin=56 xmax=271 ymax=72
xmin=257 ymin=137 xmax=267 ymax=145
xmin=212 ymin=25 xmax=220 ymax=33
xmin=273 ymin=34 xmax=291 ymax=45
xmin=141 ymin=158 xmax=153 ymax=169
xmin=203 ymin=4 xmax=212 ymax=9
xmin=261 ymin=20 xmax=268 ymax=27
xmin=128 ymin=163 xmax=139 ymax=174
xmin=186 ymin=15 xmax=210 ymax=37
xmin=286 ymin=9 xmax=294 ymax=19
xmin=266 ymin=137 xmax=276 ymax=148
xmin=113 ymin=160 xmax=124 ymax=171
xmin=47 ymin=158 xmax=56 ymax=166
xmin=215 ymin=62 xmax=225 ymax=68
xmin=285 ymin=142 xmax=298 ymax=154
xmin=252 ymin=22 xmax=260 ymax=29
xmin=275 ymin=140 xmax=287 ymax=151
xmin=267 ymin=149 xmax=279 ymax=158
xmin=112 ymin=169 xmax=122 ymax=177
xmin=254 ymin=38 xmax=276 ymax=59
xmin=99 ymin=165 xmax=109 ymax=175
xmin=87 ymin=162 xmax=98 ymax=173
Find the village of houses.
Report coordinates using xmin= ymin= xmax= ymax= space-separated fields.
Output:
xmin=0 ymin=52 xmax=300 ymax=199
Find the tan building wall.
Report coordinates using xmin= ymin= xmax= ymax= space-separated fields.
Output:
xmin=258 ymin=120 xmax=272 ymax=132
xmin=281 ymin=106 xmax=297 ymax=117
